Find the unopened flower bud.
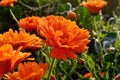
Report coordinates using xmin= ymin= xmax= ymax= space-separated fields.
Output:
xmin=67 ymin=11 xmax=77 ymax=19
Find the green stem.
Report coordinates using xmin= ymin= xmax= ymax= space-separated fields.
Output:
xmin=93 ymin=16 xmax=97 ymax=33
xmin=93 ymin=16 xmax=104 ymax=67
xmin=9 ymin=9 xmax=18 ymax=24
xmin=47 ymin=58 xmax=56 ymax=80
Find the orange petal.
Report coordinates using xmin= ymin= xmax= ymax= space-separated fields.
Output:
xmin=50 ymin=47 xmax=67 ymax=60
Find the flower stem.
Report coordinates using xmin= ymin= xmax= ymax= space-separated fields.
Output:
xmin=9 ymin=9 xmax=18 ymax=24
xmin=93 ymin=16 xmax=97 ymax=33
xmin=47 ymin=58 xmax=56 ymax=80
xmin=93 ymin=16 xmax=104 ymax=67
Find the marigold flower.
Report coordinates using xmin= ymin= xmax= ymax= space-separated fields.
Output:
xmin=37 ymin=15 xmax=90 ymax=60
xmin=5 ymin=62 xmax=48 ymax=80
xmin=18 ymin=16 xmax=41 ymax=32
xmin=0 ymin=29 xmax=43 ymax=50
xmin=0 ymin=44 xmax=31 ymax=79
xmin=82 ymin=0 xmax=107 ymax=14
xmin=0 ymin=0 xmax=17 ymax=7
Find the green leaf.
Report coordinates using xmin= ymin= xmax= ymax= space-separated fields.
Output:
xmin=81 ymin=51 xmax=95 ymax=70
xmin=115 ymin=31 xmax=120 ymax=49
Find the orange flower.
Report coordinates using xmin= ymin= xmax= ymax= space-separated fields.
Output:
xmin=0 ymin=29 xmax=43 ymax=50
xmin=0 ymin=44 xmax=31 ymax=79
xmin=84 ymin=72 xmax=105 ymax=78
xmin=82 ymin=0 xmax=107 ymax=14
xmin=84 ymin=72 xmax=92 ymax=78
xmin=18 ymin=16 xmax=41 ymax=32
xmin=37 ymin=15 xmax=90 ymax=60
xmin=5 ymin=62 xmax=48 ymax=80
xmin=101 ymin=72 xmax=105 ymax=77
xmin=0 ymin=0 xmax=17 ymax=7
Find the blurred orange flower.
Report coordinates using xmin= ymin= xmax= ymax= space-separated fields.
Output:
xmin=82 ymin=0 xmax=107 ymax=14
xmin=37 ymin=15 xmax=90 ymax=60
xmin=0 ymin=44 xmax=31 ymax=79
xmin=5 ymin=62 xmax=48 ymax=80
xmin=115 ymin=74 xmax=120 ymax=80
xmin=0 ymin=29 xmax=43 ymax=50
xmin=84 ymin=72 xmax=92 ymax=78
xmin=84 ymin=72 xmax=105 ymax=78
xmin=18 ymin=16 xmax=41 ymax=32
xmin=0 ymin=0 xmax=17 ymax=7
xmin=50 ymin=74 xmax=56 ymax=80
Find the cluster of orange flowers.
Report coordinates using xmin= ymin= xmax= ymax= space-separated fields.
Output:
xmin=0 ymin=28 xmax=48 ymax=79
xmin=0 ymin=0 xmax=109 ymax=79
xmin=0 ymin=15 xmax=91 ymax=79
xmin=0 ymin=0 xmax=49 ymax=78
xmin=18 ymin=15 xmax=90 ymax=60
xmin=0 ymin=30 xmax=48 ymax=79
